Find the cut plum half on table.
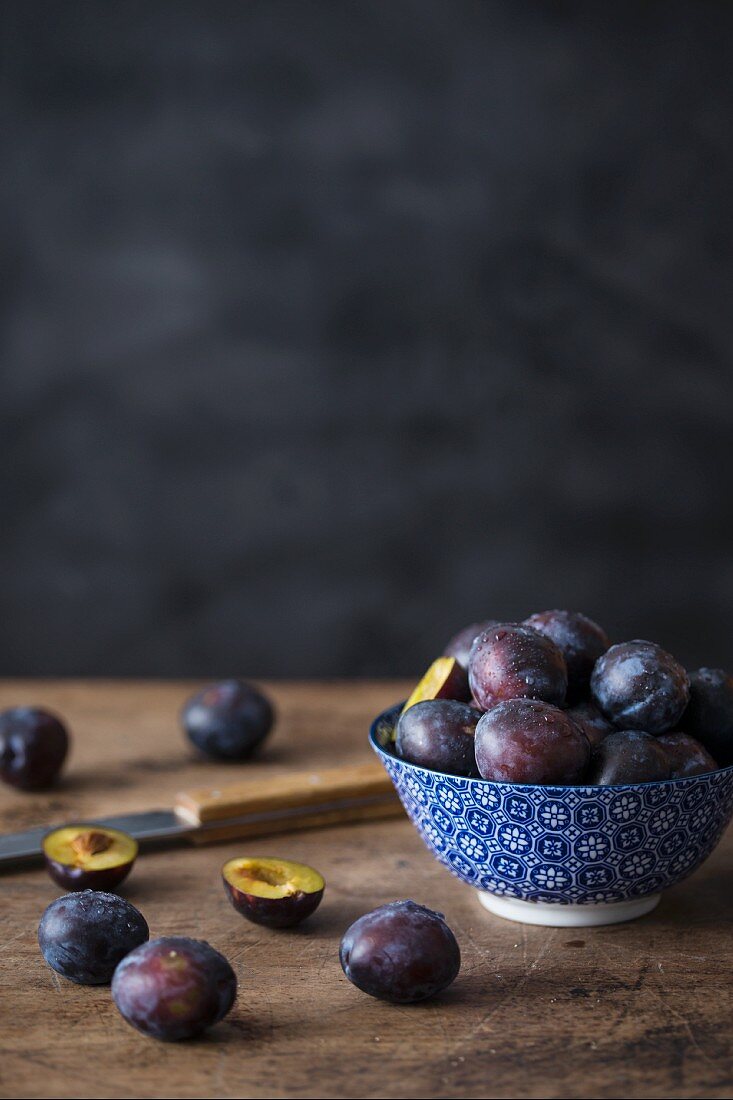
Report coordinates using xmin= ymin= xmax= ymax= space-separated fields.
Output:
xmin=42 ymin=825 xmax=138 ymax=892
xmin=222 ymin=856 xmax=325 ymax=928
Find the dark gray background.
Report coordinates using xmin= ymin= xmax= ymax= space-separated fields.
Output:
xmin=2 ymin=1 xmax=732 ymax=678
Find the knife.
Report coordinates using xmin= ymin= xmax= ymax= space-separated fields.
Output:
xmin=0 ymin=761 xmax=401 ymax=869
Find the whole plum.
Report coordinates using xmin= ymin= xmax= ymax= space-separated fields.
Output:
xmin=588 ymin=730 xmax=671 ymax=785
xmin=566 ymin=700 xmax=614 ymax=748
xmin=524 ymin=610 xmax=609 ymax=699
xmin=38 ymin=891 xmax=148 ymax=985
xmin=468 ymin=623 xmax=567 ymax=711
xmin=681 ymin=668 xmax=733 ymax=766
xmin=0 ymin=707 xmax=69 ymax=790
xmin=396 ymin=700 xmax=481 ymax=777
xmin=444 ymin=619 xmax=500 ymax=669
xmin=474 ymin=698 xmax=590 ymax=784
xmin=112 ymin=937 xmax=237 ymax=1041
xmin=591 ymin=641 xmax=689 ymax=734
xmin=340 ymin=900 xmax=460 ymax=1003
xmin=657 ymin=732 xmax=718 ymax=779
xmin=182 ymin=680 xmax=274 ymax=760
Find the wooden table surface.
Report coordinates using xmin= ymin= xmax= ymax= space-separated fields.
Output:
xmin=1 ymin=681 xmax=732 ymax=1100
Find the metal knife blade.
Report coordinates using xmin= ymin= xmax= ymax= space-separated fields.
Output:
xmin=0 ymin=783 xmax=400 ymax=870
xmin=0 ymin=810 xmax=189 ymax=868
xmin=0 ymin=760 xmax=401 ymax=870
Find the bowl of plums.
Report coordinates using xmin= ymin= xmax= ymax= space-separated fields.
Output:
xmin=371 ymin=612 xmax=733 ymax=927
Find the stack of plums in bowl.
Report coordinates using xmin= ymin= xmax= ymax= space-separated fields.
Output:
xmin=371 ymin=612 xmax=733 ymax=926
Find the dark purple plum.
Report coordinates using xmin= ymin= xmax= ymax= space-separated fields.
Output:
xmin=657 ymin=732 xmax=718 ymax=778
xmin=681 ymin=668 xmax=733 ymax=766
xmin=340 ymin=900 xmax=460 ymax=1004
xmin=182 ymin=680 xmax=274 ymax=761
xmin=396 ymin=700 xmax=481 ymax=777
xmin=474 ymin=698 xmax=590 ymax=784
xmin=0 ymin=707 xmax=69 ymax=790
xmin=590 ymin=641 xmax=689 ymax=734
xmin=524 ymin=610 xmax=609 ymax=699
xmin=112 ymin=937 xmax=237 ymax=1041
xmin=444 ymin=619 xmax=500 ymax=669
xmin=566 ymin=700 xmax=614 ymax=748
xmin=588 ymin=730 xmax=671 ymax=785
xmin=468 ymin=623 xmax=567 ymax=711
xmin=38 ymin=890 xmax=148 ymax=985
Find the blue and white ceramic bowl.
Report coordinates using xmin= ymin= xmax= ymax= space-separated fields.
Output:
xmin=371 ymin=703 xmax=733 ymax=927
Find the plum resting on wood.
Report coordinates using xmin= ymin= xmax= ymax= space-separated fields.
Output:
xmin=42 ymin=825 xmax=138 ymax=892
xmin=112 ymin=937 xmax=237 ymax=1041
xmin=222 ymin=856 xmax=324 ymax=928
xmin=0 ymin=706 xmax=69 ymax=790
xmin=182 ymin=680 xmax=274 ymax=760
xmin=38 ymin=890 xmax=148 ymax=985
xmin=468 ymin=623 xmax=568 ymax=711
xmin=340 ymin=900 xmax=460 ymax=1003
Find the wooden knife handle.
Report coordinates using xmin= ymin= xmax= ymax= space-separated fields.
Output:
xmin=175 ymin=760 xmax=402 ymax=844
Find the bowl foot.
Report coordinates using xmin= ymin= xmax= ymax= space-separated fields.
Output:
xmin=477 ymin=891 xmax=661 ymax=927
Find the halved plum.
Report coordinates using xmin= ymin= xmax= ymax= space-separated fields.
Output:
xmin=42 ymin=825 xmax=138 ymax=892
xmin=222 ymin=856 xmax=324 ymax=929
xmin=402 ymin=657 xmax=470 ymax=715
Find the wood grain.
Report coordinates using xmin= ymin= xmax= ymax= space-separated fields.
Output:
xmin=1 ymin=681 xmax=732 ymax=1100
xmin=178 ymin=760 xmax=401 ymax=842
xmin=179 ymin=761 xmax=397 ymax=823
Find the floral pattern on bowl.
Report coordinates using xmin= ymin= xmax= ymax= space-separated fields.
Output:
xmin=371 ymin=704 xmax=733 ymax=909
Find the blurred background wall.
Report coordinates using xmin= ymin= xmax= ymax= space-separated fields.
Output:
xmin=2 ymin=1 xmax=733 ymax=678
